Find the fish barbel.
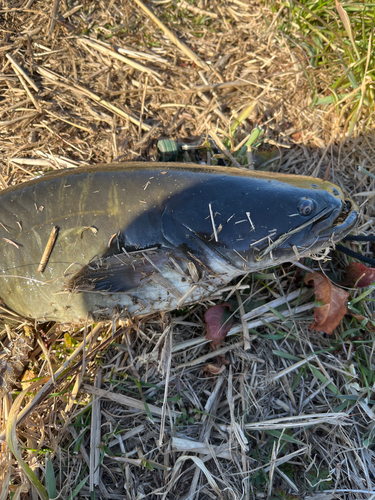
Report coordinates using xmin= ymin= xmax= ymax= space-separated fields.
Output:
xmin=0 ymin=162 xmax=358 ymax=323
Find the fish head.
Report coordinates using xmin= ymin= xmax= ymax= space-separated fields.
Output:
xmin=162 ymin=169 xmax=359 ymax=272
xmin=243 ymin=175 xmax=358 ymax=269
xmin=211 ymin=173 xmax=359 ymax=270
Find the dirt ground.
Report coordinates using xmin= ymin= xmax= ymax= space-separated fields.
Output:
xmin=1 ymin=1 xmax=375 ymax=499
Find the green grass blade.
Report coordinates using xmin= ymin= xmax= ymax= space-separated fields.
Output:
xmin=45 ymin=453 xmax=57 ymax=499
xmin=6 ymin=386 xmax=49 ymax=500
xmin=134 ymin=379 xmax=155 ymax=422
xmin=350 ymin=286 xmax=375 ymax=306
xmin=67 ymin=476 xmax=89 ymax=500
xmin=309 ymin=365 xmax=342 ymax=396
xmin=230 ymin=101 xmax=257 ymax=135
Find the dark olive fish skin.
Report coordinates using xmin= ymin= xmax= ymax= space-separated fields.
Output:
xmin=0 ymin=162 xmax=358 ymax=323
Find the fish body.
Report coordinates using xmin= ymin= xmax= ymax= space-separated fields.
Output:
xmin=0 ymin=162 xmax=358 ymax=323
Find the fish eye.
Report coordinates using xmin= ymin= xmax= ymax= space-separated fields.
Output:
xmin=298 ymin=198 xmax=315 ymax=216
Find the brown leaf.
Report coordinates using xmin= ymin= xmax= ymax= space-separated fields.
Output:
xmin=204 ymin=303 xmax=234 ymax=350
xmin=349 ymin=312 xmax=375 ymax=331
xmin=202 ymin=354 xmax=230 ymax=376
xmin=304 ymin=272 xmax=349 ymax=335
xmin=21 ymin=369 xmax=38 ymax=390
xmin=345 ymin=262 xmax=375 ymax=288
xmin=291 ymin=132 xmax=301 ymax=141
xmin=202 ymin=364 xmax=227 ymax=376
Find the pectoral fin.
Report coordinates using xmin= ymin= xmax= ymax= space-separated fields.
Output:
xmin=66 ymin=248 xmax=172 ymax=294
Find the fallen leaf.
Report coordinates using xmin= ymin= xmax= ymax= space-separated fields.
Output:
xmin=202 ymin=354 xmax=230 ymax=376
xmin=304 ymin=272 xmax=349 ymax=335
xmin=202 ymin=364 xmax=227 ymax=376
xmin=345 ymin=262 xmax=375 ymax=288
xmin=204 ymin=303 xmax=234 ymax=349
xmin=349 ymin=312 xmax=375 ymax=331
xmin=21 ymin=369 xmax=38 ymax=390
xmin=291 ymin=131 xmax=301 ymax=141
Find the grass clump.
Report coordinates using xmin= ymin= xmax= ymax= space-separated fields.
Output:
xmin=268 ymin=0 xmax=375 ymax=134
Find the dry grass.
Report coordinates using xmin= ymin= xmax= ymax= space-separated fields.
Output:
xmin=1 ymin=1 xmax=375 ymax=499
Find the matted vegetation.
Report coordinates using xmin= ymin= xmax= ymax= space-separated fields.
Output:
xmin=0 ymin=1 xmax=375 ymax=499
xmin=268 ymin=0 xmax=375 ymax=136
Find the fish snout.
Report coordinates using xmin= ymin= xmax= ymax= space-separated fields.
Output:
xmin=315 ymin=197 xmax=359 ymax=242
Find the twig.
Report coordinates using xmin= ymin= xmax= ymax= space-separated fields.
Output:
xmin=208 ymin=128 xmax=241 ymax=167
xmin=46 ymin=110 xmax=92 ymax=132
xmin=138 ymin=75 xmax=148 ymax=137
xmin=48 ymin=0 xmax=60 ymax=37
xmin=37 ymin=226 xmax=59 ymax=273
xmin=5 ymin=54 xmax=39 ymax=91
xmin=0 ymin=112 xmax=39 ymax=129
xmin=15 ymin=72 xmax=40 ymax=110
xmin=84 ymin=384 xmax=181 ymax=418
xmin=176 ymin=341 xmax=263 ymax=370
xmin=90 ymin=370 xmax=102 ymax=490
xmin=37 ymin=66 xmax=152 ymax=131
xmin=244 ymin=413 xmax=348 ymax=430
xmin=158 ymin=325 xmax=172 ymax=446
xmin=79 ymin=37 xmax=162 ymax=79
xmin=235 ymin=290 xmax=251 ymax=350
xmin=178 ymin=0 xmax=218 ymax=18
xmin=208 ymin=203 xmax=218 ymax=242
xmin=132 ymin=0 xmax=209 ymax=70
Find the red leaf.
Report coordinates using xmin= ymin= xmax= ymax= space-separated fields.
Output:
xmin=204 ymin=303 xmax=234 ymax=350
xmin=304 ymin=272 xmax=349 ymax=335
xmin=345 ymin=262 xmax=375 ymax=288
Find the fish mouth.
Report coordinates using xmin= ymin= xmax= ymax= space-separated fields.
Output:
xmin=311 ymin=198 xmax=359 ymax=244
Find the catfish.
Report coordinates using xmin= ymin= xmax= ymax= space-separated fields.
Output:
xmin=0 ymin=162 xmax=358 ymax=323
